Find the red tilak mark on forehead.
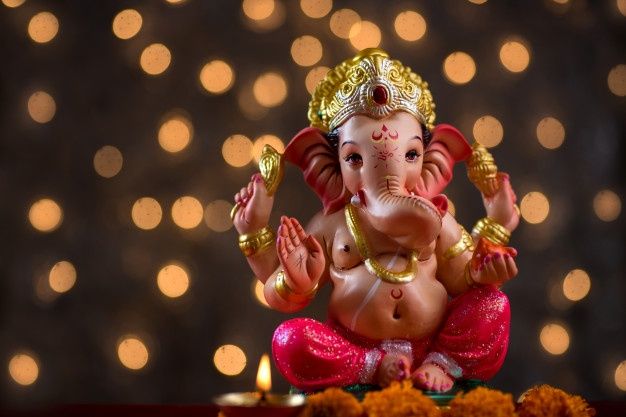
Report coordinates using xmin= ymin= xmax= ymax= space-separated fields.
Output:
xmin=382 ymin=124 xmax=388 ymax=132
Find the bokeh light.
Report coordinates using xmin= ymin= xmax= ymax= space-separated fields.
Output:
xmin=157 ymin=263 xmax=190 ymax=298
xmin=165 ymin=0 xmax=187 ymax=4
xmin=593 ymin=189 xmax=621 ymax=222
xmin=131 ymin=197 xmax=162 ymax=230
xmin=199 ymin=60 xmax=234 ymax=94
xmin=562 ymin=269 xmax=591 ymax=302
xmin=536 ymin=117 xmax=565 ymax=149
xmin=253 ymin=72 xmax=288 ymax=107
xmin=8 ymin=353 xmax=39 ymax=386
xmin=252 ymin=134 xmax=285 ymax=163
xmin=238 ymin=86 xmax=268 ymax=120
xmin=329 ymin=9 xmax=360 ymax=39
xmin=158 ymin=115 xmax=193 ymax=153
xmin=171 ymin=196 xmax=204 ymax=229
xmin=93 ymin=145 xmax=123 ymax=178
xmin=29 ymin=198 xmax=63 ymax=232
xmin=242 ymin=0 xmax=274 ymax=20
xmin=222 ymin=134 xmax=253 ymax=167
xmin=253 ymin=279 xmax=270 ymax=308
xmin=49 ymin=260 xmax=77 ymax=294
xmin=213 ymin=344 xmax=247 ymax=376
xmin=2 ymin=0 xmax=26 ymax=7
xmin=112 ymin=9 xmax=142 ymax=40
xmin=246 ymin=0 xmax=285 ymax=31
xmin=117 ymin=336 xmax=149 ymax=370
xmin=305 ymin=66 xmax=329 ymax=94
xmin=499 ymin=39 xmax=531 ymax=73
xmin=28 ymin=11 xmax=59 ymax=44
xmin=349 ymin=20 xmax=381 ymax=50
xmin=520 ymin=191 xmax=550 ymax=224
xmin=300 ymin=0 xmax=332 ymax=18
xmin=468 ymin=0 xmax=488 ymax=4
xmin=140 ymin=43 xmax=171 ymax=75
xmin=540 ymin=323 xmax=570 ymax=355
xmin=204 ymin=200 xmax=233 ymax=232
xmin=394 ymin=11 xmax=427 ymax=42
xmin=616 ymin=360 xmax=626 ymax=391
xmin=607 ymin=64 xmax=626 ymax=96
xmin=472 ymin=115 xmax=503 ymax=148
xmin=290 ymin=35 xmax=323 ymax=67
xmin=618 ymin=0 xmax=626 ymax=16
xmin=443 ymin=52 xmax=476 ymax=85
xmin=28 ymin=91 xmax=56 ymax=124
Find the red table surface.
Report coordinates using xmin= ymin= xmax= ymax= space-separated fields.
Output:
xmin=1 ymin=402 xmax=624 ymax=416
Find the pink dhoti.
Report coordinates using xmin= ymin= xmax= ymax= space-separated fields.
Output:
xmin=272 ymin=285 xmax=510 ymax=392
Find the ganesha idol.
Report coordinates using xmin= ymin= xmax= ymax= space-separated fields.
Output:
xmin=232 ymin=49 xmax=520 ymax=393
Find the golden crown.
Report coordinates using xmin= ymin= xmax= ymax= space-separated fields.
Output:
xmin=308 ymin=48 xmax=436 ymax=132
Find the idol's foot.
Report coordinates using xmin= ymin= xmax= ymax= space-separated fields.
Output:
xmin=413 ymin=363 xmax=454 ymax=392
xmin=376 ymin=353 xmax=411 ymax=387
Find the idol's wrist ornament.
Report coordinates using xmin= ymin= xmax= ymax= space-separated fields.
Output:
xmin=472 ymin=217 xmax=511 ymax=246
xmin=274 ymin=270 xmax=318 ymax=304
xmin=238 ymin=226 xmax=275 ymax=257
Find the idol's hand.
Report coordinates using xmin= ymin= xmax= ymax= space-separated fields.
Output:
xmin=482 ymin=172 xmax=519 ymax=232
xmin=470 ymin=247 xmax=518 ymax=286
xmin=232 ymin=173 xmax=274 ymax=235
xmin=277 ymin=216 xmax=325 ymax=293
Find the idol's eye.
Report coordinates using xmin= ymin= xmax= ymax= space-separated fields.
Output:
xmin=405 ymin=149 xmax=421 ymax=162
xmin=344 ymin=153 xmax=363 ymax=166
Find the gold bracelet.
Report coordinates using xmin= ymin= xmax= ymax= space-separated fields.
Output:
xmin=464 ymin=262 xmax=479 ymax=288
xmin=274 ymin=270 xmax=318 ymax=304
xmin=238 ymin=226 xmax=275 ymax=257
xmin=442 ymin=226 xmax=475 ymax=260
xmin=472 ymin=217 xmax=511 ymax=246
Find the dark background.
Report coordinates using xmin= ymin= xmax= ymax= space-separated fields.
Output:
xmin=1 ymin=0 xmax=624 ymax=408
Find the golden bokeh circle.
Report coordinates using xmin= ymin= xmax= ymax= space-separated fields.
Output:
xmin=131 ymin=197 xmax=162 ymax=230
xmin=94 ymin=145 xmax=123 ymax=178
xmin=520 ymin=191 xmax=550 ymax=224
xmin=204 ymin=200 xmax=234 ymax=232
xmin=472 ymin=115 xmax=503 ymax=148
xmin=252 ymin=134 xmax=285 ymax=163
xmin=213 ymin=344 xmax=247 ymax=376
xmin=2 ymin=0 xmax=26 ymax=8
xmin=28 ymin=91 xmax=56 ymax=124
xmin=618 ymin=0 xmax=626 ymax=16
xmin=112 ymin=9 xmax=142 ymax=40
xmin=290 ymin=35 xmax=323 ymax=67
xmin=349 ymin=20 xmax=381 ymax=50
xmin=593 ymin=190 xmax=621 ymax=222
xmin=539 ymin=323 xmax=570 ymax=355
xmin=616 ymin=360 xmax=626 ymax=391
xmin=329 ymin=9 xmax=360 ymax=39
xmin=242 ymin=0 xmax=274 ymax=20
xmin=140 ymin=43 xmax=171 ymax=75
xmin=28 ymin=11 xmax=59 ymax=44
xmin=8 ymin=353 xmax=39 ymax=386
xmin=117 ymin=336 xmax=149 ymax=370
xmin=200 ymin=60 xmax=235 ymax=94
xmin=499 ymin=40 xmax=531 ymax=73
xmin=443 ymin=52 xmax=476 ymax=85
xmin=607 ymin=64 xmax=626 ymax=97
xmin=29 ymin=198 xmax=63 ymax=232
xmin=468 ymin=0 xmax=488 ymax=4
xmin=49 ymin=260 xmax=77 ymax=294
xmin=394 ymin=11 xmax=427 ymax=42
xmin=171 ymin=196 xmax=204 ymax=229
xmin=253 ymin=279 xmax=270 ymax=308
xmin=158 ymin=115 xmax=193 ymax=153
xmin=222 ymin=134 xmax=253 ymax=167
xmin=252 ymin=72 xmax=287 ymax=107
xmin=562 ymin=269 xmax=591 ymax=302
xmin=157 ymin=263 xmax=190 ymax=298
xmin=305 ymin=66 xmax=330 ymax=94
xmin=536 ymin=117 xmax=565 ymax=149
xmin=300 ymin=0 xmax=332 ymax=18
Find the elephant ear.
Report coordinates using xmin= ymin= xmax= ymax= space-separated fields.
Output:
xmin=283 ymin=127 xmax=349 ymax=215
xmin=417 ymin=124 xmax=472 ymax=199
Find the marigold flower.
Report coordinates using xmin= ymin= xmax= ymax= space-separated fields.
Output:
xmin=300 ymin=387 xmax=363 ymax=417
xmin=518 ymin=384 xmax=595 ymax=417
xmin=362 ymin=380 xmax=441 ymax=417
xmin=445 ymin=386 xmax=516 ymax=417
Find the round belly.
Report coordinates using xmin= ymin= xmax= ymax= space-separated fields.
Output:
xmin=328 ymin=258 xmax=448 ymax=341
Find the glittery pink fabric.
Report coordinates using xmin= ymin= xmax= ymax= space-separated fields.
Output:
xmin=272 ymin=285 xmax=509 ymax=391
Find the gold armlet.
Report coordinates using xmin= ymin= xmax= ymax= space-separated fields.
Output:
xmin=238 ymin=226 xmax=275 ymax=257
xmin=464 ymin=262 xmax=479 ymax=288
xmin=442 ymin=226 xmax=475 ymax=261
xmin=274 ymin=270 xmax=318 ymax=304
xmin=472 ymin=217 xmax=511 ymax=246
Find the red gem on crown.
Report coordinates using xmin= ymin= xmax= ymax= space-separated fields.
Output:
xmin=372 ymin=85 xmax=388 ymax=105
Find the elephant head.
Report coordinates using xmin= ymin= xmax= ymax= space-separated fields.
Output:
xmin=284 ymin=112 xmax=471 ymax=249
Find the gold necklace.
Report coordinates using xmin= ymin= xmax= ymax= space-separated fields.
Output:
xmin=344 ymin=204 xmax=417 ymax=284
